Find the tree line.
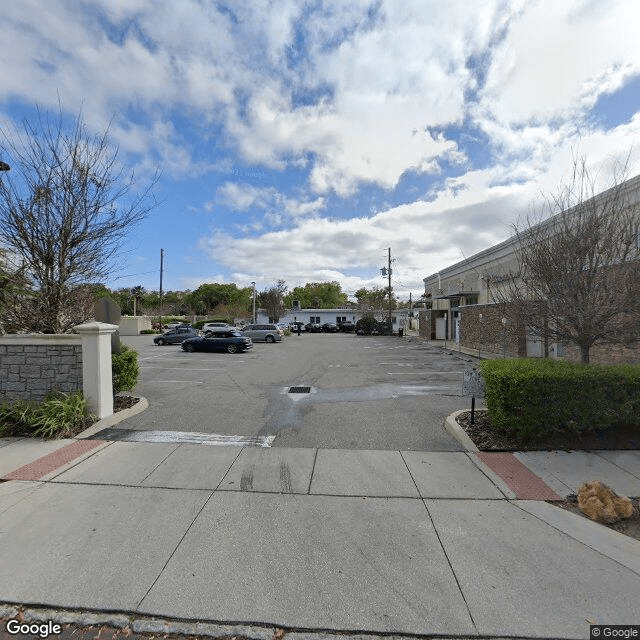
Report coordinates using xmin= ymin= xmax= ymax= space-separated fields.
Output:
xmin=103 ymin=280 xmax=402 ymax=323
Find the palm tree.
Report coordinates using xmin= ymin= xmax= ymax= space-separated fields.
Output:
xmin=131 ymin=285 xmax=146 ymax=316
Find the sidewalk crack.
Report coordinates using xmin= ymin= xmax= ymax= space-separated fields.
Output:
xmin=420 ymin=499 xmax=479 ymax=634
xmin=135 ymin=490 xmax=215 ymax=611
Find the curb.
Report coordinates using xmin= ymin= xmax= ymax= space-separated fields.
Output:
xmin=75 ymin=396 xmax=149 ymax=439
xmin=444 ymin=409 xmax=479 ymax=452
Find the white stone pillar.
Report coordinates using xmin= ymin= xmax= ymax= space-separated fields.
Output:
xmin=74 ymin=321 xmax=119 ymax=419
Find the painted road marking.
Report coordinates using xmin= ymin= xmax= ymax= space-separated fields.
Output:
xmin=90 ymin=428 xmax=275 ymax=447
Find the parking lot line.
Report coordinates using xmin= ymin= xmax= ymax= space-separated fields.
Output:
xmin=140 ymin=380 xmax=204 ymax=384
xmin=141 ymin=366 xmax=230 ymax=371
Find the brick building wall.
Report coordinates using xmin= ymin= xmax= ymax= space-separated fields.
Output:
xmin=418 ymin=310 xmax=432 ymax=338
xmin=564 ymin=341 xmax=640 ymax=365
xmin=0 ymin=338 xmax=83 ymax=402
xmin=457 ymin=303 xmax=640 ymax=364
xmin=459 ymin=303 xmax=526 ymax=358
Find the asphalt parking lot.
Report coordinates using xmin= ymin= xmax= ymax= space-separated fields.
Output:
xmin=115 ymin=332 xmax=476 ymax=450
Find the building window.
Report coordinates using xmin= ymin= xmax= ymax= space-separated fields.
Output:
xmin=464 ymin=296 xmax=478 ymax=306
xmin=310 ymin=316 xmax=320 ymax=323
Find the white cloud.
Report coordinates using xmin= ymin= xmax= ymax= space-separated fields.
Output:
xmin=3 ymin=0 xmax=640 ymax=297
xmin=198 ymin=167 xmax=532 ymax=295
xmin=211 ymin=182 xmax=326 ymax=229
xmin=478 ymin=0 xmax=640 ymax=124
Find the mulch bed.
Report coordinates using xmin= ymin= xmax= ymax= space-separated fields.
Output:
xmin=0 ymin=396 xmax=140 ymax=439
xmin=113 ymin=394 xmax=140 ymax=413
xmin=456 ymin=409 xmax=640 ymax=541
xmin=456 ymin=409 xmax=640 ymax=451
xmin=553 ymin=496 xmax=640 ymax=542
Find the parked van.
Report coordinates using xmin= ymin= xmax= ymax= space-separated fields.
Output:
xmin=240 ymin=324 xmax=283 ymax=343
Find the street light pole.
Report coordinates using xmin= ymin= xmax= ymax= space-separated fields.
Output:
xmin=159 ymin=248 xmax=164 ymax=329
xmin=251 ymin=282 xmax=256 ymax=323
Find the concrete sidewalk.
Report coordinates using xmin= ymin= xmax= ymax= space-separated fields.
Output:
xmin=1 ymin=435 xmax=639 ymax=640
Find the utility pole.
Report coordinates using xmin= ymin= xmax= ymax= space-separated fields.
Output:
xmin=409 ymin=292 xmax=412 ymax=330
xmin=380 ymin=248 xmax=394 ymax=332
xmin=159 ymin=248 xmax=164 ymax=329
xmin=387 ymin=247 xmax=392 ymax=330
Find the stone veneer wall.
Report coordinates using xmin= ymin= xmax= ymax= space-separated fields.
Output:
xmin=0 ymin=336 xmax=83 ymax=403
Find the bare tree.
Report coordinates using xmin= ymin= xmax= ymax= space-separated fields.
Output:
xmin=0 ymin=108 xmax=159 ymax=333
xmin=258 ymin=280 xmax=287 ymax=322
xmin=497 ymin=158 xmax=640 ymax=364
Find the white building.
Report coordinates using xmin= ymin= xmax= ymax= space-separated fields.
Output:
xmin=256 ymin=306 xmax=414 ymax=332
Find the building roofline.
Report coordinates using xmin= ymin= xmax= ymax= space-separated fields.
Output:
xmin=423 ymin=172 xmax=640 ymax=285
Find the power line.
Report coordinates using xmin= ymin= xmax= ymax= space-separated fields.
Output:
xmin=109 ymin=269 xmax=158 ymax=282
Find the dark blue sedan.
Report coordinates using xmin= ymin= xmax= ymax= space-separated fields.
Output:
xmin=181 ymin=330 xmax=253 ymax=354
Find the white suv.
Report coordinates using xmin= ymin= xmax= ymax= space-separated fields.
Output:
xmin=202 ymin=322 xmax=233 ymax=336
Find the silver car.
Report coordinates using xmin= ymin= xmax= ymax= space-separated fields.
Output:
xmin=240 ymin=323 xmax=283 ymax=343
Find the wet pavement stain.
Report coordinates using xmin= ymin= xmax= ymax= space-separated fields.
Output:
xmin=279 ymin=461 xmax=293 ymax=493
xmin=259 ymin=382 xmax=462 ymax=439
xmin=240 ymin=466 xmax=254 ymax=491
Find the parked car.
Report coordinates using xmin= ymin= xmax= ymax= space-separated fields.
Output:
xmin=202 ymin=322 xmax=232 ymax=336
xmin=154 ymin=327 xmax=199 ymax=345
xmin=240 ymin=323 xmax=283 ymax=343
xmin=338 ymin=321 xmax=356 ymax=332
xmin=181 ymin=330 xmax=253 ymax=354
xmin=305 ymin=322 xmax=323 ymax=332
xmin=289 ymin=321 xmax=305 ymax=332
xmin=321 ymin=322 xmax=339 ymax=332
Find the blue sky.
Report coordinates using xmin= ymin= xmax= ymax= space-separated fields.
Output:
xmin=1 ymin=0 xmax=640 ymax=301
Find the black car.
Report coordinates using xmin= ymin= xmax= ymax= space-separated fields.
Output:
xmin=338 ymin=321 xmax=356 ymax=332
xmin=181 ymin=330 xmax=253 ymax=354
xmin=321 ymin=322 xmax=339 ymax=332
xmin=305 ymin=322 xmax=323 ymax=332
xmin=154 ymin=327 xmax=199 ymax=345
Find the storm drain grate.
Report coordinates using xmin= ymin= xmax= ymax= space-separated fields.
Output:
xmin=288 ymin=386 xmax=311 ymax=393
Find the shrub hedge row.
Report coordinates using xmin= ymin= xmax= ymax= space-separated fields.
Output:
xmin=479 ymin=358 xmax=640 ymax=439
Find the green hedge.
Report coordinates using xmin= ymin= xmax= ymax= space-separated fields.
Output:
xmin=112 ymin=344 xmax=139 ymax=394
xmin=479 ymin=358 xmax=640 ymax=439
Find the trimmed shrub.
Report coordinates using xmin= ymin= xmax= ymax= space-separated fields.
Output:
xmin=356 ymin=317 xmax=378 ymax=335
xmin=112 ymin=344 xmax=139 ymax=394
xmin=140 ymin=329 xmax=158 ymax=334
xmin=480 ymin=358 xmax=640 ymax=440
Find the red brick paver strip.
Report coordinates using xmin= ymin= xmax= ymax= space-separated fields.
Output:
xmin=475 ymin=452 xmax=561 ymax=500
xmin=2 ymin=439 xmax=106 ymax=481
